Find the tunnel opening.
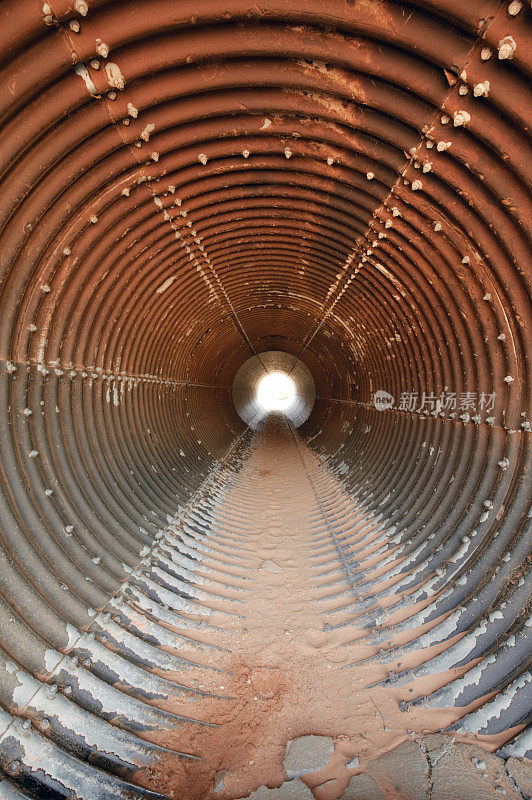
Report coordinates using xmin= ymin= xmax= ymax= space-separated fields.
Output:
xmin=256 ymin=372 xmax=296 ymax=411
xmin=0 ymin=1 xmax=530 ymax=799
xmin=232 ymin=351 xmax=317 ymax=430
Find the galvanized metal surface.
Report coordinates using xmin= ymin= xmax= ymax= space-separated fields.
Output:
xmin=0 ymin=0 xmax=530 ymax=797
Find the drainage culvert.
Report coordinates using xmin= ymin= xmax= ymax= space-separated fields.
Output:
xmin=0 ymin=1 xmax=530 ymax=799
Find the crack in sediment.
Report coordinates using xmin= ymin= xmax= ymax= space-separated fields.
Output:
xmin=505 ymin=765 xmax=527 ymax=800
xmin=418 ymin=738 xmax=434 ymax=800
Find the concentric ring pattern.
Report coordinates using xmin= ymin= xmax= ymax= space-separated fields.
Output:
xmin=0 ymin=0 xmax=530 ymax=798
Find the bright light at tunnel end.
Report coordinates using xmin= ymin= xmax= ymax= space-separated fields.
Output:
xmin=257 ymin=372 xmax=296 ymax=411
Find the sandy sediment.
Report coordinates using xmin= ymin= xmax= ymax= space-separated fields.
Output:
xmin=135 ymin=416 xmax=527 ymax=800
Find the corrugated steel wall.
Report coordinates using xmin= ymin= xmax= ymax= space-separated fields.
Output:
xmin=0 ymin=0 xmax=530 ymax=797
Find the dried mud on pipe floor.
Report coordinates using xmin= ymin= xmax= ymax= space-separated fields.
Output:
xmin=132 ymin=416 xmax=528 ymax=800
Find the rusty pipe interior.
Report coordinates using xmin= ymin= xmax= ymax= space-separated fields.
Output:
xmin=0 ymin=1 xmax=530 ymax=798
